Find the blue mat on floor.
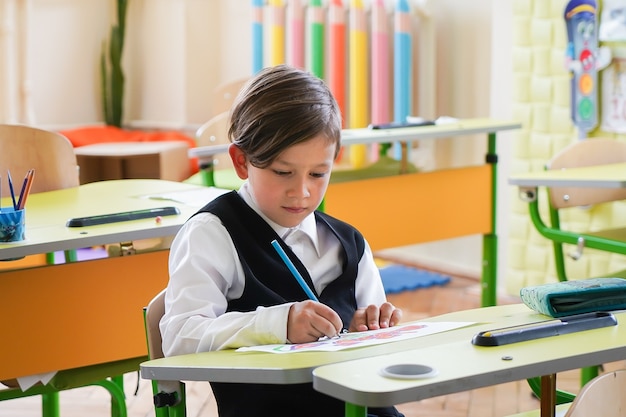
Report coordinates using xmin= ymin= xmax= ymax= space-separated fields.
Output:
xmin=380 ymin=265 xmax=451 ymax=294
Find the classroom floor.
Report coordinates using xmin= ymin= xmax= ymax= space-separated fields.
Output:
xmin=1 ymin=273 xmax=624 ymax=417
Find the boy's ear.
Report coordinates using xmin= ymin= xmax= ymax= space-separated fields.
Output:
xmin=229 ymin=144 xmax=249 ymax=179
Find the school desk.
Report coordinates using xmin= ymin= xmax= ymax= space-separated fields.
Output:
xmin=0 ymin=179 xmax=227 ymax=384
xmin=312 ymin=307 xmax=626 ymax=417
xmin=508 ymin=162 xmax=626 ymax=256
xmin=139 ymin=304 xmax=624 ymax=417
xmin=189 ymin=117 xmax=521 ymax=307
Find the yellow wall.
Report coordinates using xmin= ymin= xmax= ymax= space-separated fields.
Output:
xmin=506 ymin=0 xmax=626 ymax=293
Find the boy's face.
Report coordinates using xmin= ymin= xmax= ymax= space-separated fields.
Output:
xmin=230 ymin=135 xmax=335 ymax=228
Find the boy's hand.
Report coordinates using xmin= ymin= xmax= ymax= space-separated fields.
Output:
xmin=287 ymin=300 xmax=343 ymax=343
xmin=348 ymin=302 xmax=403 ymax=332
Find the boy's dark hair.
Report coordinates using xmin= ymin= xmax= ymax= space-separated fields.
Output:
xmin=228 ymin=64 xmax=342 ymax=168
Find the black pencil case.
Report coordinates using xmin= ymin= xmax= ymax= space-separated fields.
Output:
xmin=519 ymin=277 xmax=626 ymax=318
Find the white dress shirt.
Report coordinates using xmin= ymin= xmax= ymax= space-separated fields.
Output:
xmin=160 ymin=181 xmax=386 ymax=357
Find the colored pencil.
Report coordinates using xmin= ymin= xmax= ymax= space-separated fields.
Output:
xmin=252 ymin=0 xmax=265 ymax=73
xmin=308 ymin=0 xmax=325 ymax=78
xmin=271 ymin=239 xmax=319 ymax=301
xmin=17 ymin=169 xmax=34 ymax=210
xmin=393 ymin=0 xmax=412 ymax=160
xmin=269 ymin=0 xmax=286 ymax=66
xmin=287 ymin=0 xmax=305 ymax=68
xmin=371 ymin=0 xmax=389 ymax=161
xmin=348 ymin=0 xmax=368 ymax=168
xmin=7 ymin=170 xmax=17 ymax=210
xmin=328 ymin=0 xmax=346 ymax=127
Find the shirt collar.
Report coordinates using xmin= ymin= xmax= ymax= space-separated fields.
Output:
xmin=238 ymin=181 xmax=321 ymax=257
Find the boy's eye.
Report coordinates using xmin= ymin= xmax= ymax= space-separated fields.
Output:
xmin=273 ymin=169 xmax=291 ymax=176
xmin=310 ymin=172 xmax=327 ymax=179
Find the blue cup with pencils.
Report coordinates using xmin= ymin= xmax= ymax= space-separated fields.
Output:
xmin=0 ymin=208 xmax=25 ymax=242
xmin=1 ymin=168 xmax=34 ymax=242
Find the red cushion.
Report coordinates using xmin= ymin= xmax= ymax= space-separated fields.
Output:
xmin=60 ymin=126 xmax=198 ymax=174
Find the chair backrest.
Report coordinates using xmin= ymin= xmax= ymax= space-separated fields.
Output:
xmin=547 ymin=139 xmax=626 ymax=209
xmin=564 ymin=369 xmax=626 ymax=417
xmin=211 ymin=77 xmax=248 ymax=116
xmin=0 ymin=124 xmax=80 ymax=198
xmin=195 ymin=112 xmax=232 ymax=170
xmin=145 ymin=289 xmax=167 ymax=360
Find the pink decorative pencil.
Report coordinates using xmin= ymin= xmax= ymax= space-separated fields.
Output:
xmin=287 ymin=0 xmax=305 ymax=68
xmin=370 ymin=0 xmax=389 ymax=161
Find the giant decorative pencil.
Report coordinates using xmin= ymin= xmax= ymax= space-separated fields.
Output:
xmin=328 ymin=0 xmax=346 ymax=127
xmin=287 ymin=0 xmax=305 ymax=68
xmin=252 ymin=0 xmax=265 ymax=73
xmin=308 ymin=0 xmax=325 ymax=78
xmin=269 ymin=0 xmax=286 ymax=65
xmin=393 ymin=0 xmax=412 ymax=160
xmin=371 ymin=0 xmax=389 ymax=161
xmin=348 ymin=0 xmax=368 ymax=168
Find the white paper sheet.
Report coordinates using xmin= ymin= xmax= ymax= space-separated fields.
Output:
xmin=237 ymin=321 xmax=474 ymax=354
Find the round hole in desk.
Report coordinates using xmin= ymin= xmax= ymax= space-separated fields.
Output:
xmin=380 ymin=364 xmax=438 ymax=380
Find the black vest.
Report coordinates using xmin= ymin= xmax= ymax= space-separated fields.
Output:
xmin=193 ymin=191 xmax=401 ymax=417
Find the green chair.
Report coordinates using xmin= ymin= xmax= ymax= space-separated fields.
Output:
xmin=523 ymin=138 xmax=626 ymax=394
xmin=143 ymin=290 xmax=187 ymax=417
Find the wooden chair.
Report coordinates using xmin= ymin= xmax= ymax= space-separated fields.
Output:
xmin=143 ymin=290 xmax=187 ymax=417
xmin=187 ymin=112 xmax=243 ymax=190
xmin=564 ymin=369 xmax=626 ymax=417
xmin=544 ymin=139 xmax=626 ymax=282
xmin=0 ymin=124 xmax=80 ymax=265
xmin=210 ymin=77 xmax=248 ymax=116
xmin=0 ymin=124 xmax=132 ymax=417
xmin=0 ymin=124 xmax=79 ymax=197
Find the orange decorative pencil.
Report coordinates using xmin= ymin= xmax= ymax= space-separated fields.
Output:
xmin=328 ymin=0 xmax=346 ymax=126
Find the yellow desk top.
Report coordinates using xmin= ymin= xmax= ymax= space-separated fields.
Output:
xmin=508 ymin=162 xmax=626 ymax=189
xmin=340 ymin=118 xmax=521 ymax=146
xmin=141 ymin=304 xmax=553 ymax=384
xmin=190 ymin=118 xmax=521 ymax=160
xmin=313 ymin=309 xmax=626 ymax=407
xmin=0 ymin=179 xmax=228 ymax=260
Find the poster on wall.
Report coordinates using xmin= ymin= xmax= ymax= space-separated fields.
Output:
xmin=599 ymin=0 xmax=626 ymax=41
xmin=601 ymin=56 xmax=626 ymax=133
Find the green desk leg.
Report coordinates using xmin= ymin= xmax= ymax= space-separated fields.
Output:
xmin=199 ymin=161 xmax=216 ymax=187
xmin=581 ymin=366 xmax=599 ymax=386
xmin=42 ymin=392 xmax=60 ymax=417
xmin=345 ymin=403 xmax=367 ymax=417
xmin=481 ymin=131 xmax=498 ymax=307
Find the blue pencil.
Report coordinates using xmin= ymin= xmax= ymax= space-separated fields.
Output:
xmin=393 ymin=0 xmax=412 ymax=160
xmin=252 ymin=0 xmax=264 ymax=74
xmin=270 ymin=239 xmax=319 ymax=301
xmin=7 ymin=170 xmax=17 ymax=210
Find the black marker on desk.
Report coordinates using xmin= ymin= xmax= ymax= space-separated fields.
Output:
xmin=472 ymin=312 xmax=617 ymax=346
xmin=66 ymin=206 xmax=180 ymax=227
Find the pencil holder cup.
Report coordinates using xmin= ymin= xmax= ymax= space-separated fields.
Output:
xmin=0 ymin=208 xmax=26 ymax=242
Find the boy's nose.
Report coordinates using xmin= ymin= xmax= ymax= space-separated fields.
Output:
xmin=289 ymin=177 xmax=311 ymax=198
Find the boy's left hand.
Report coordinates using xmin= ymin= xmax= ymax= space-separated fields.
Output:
xmin=348 ymin=302 xmax=402 ymax=332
